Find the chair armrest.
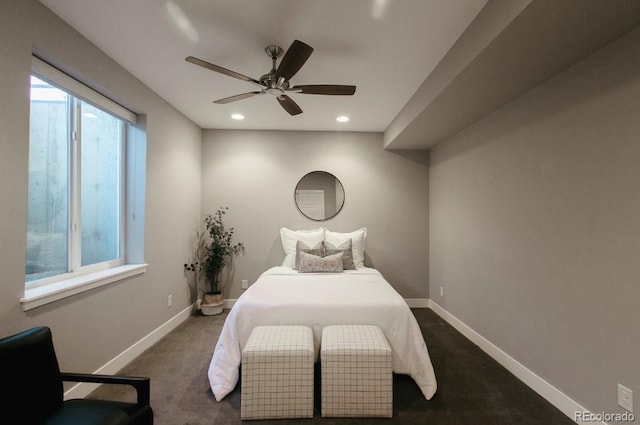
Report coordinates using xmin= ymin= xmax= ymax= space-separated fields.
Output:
xmin=61 ymin=372 xmax=151 ymax=406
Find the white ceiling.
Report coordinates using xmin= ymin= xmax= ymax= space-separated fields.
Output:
xmin=38 ymin=0 xmax=488 ymax=133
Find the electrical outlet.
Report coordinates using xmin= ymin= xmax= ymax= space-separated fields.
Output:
xmin=167 ymin=294 xmax=172 ymax=308
xmin=440 ymin=286 xmax=444 ymax=297
xmin=241 ymin=279 xmax=249 ymax=290
xmin=618 ymin=384 xmax=633 ymax=413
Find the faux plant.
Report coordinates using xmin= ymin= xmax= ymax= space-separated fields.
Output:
xmin=184 ymin=206 xmax=244 ymax=295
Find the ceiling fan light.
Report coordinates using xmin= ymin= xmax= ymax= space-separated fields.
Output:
xmin=231 ymin=113 xmax=245 ymax=120
xmin=336 ymin=115 xmax=350 ymax=123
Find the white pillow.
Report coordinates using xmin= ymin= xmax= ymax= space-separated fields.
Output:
xmin=324 ymin=227 xmax=367 ymax=268
xmin=280 ymin=227 xmax=325 ymax=268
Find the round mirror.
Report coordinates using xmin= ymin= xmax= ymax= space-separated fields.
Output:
xmin=294 ymin=171 xmax=345 ymax=221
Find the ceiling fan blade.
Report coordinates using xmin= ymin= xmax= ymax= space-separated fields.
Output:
xmin=288 ymin=85 xmax=356 ymax=95
xmin=275 ymin=40 xmax=314 ymax=81
xmin=186 ymin=56 xmax=263 ymax=88
xmin=213 ymin=91 xmax=263 ymax=104
xmin=277 ymin=95 xmax=303 ymax=116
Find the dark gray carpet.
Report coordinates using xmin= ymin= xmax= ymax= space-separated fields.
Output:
xmin=89 ymin=309 xmax=574 ymax=424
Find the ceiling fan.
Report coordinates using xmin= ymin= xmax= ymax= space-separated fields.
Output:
xmin=186 ymin=40 xmax=356 ymax=116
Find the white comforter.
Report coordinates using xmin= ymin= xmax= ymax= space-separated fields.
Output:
xmin=208 ymin=266 xmax=437 ymax=401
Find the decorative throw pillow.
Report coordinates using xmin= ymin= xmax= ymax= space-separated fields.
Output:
xmin=280 ymin=227 xmax=325 ymax=268
xmin=294 ymin=240 xmax=324 ymax=270
xmin=323 ymin=239 xmax=356 ymax=270
xmin=324 ymin=227 xmax=367 ymax=268
xmin=298 ymin=251 xmax=344 ymax=273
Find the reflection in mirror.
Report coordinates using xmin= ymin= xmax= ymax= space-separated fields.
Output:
xmin=295 ymin=171 xmax=345 ymax=221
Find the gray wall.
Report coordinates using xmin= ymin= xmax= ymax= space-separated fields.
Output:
xmin=429 ymin=27 xmax=640 ymax=416
xmin=201 ymin=130 xmax=429 ymax=299
xmin=0 ymin=0 xmax=201 ymax=374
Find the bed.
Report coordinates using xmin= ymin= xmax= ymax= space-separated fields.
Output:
xmin=207 ymin=265 xmax=438 ymax=401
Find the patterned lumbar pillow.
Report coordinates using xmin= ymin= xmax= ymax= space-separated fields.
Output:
xmin=298 ymin=251 xmax=344 ymax=273
xmin=294 ymin=240 xmax=324 ymax=270
xmin=323 ymin=239 xmax=356 ymax=270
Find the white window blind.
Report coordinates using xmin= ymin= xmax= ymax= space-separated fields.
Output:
xmin=31 ymin=55 xmax=137 ymax=124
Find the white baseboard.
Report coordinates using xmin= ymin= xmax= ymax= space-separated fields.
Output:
xmin=405 ymin=298 xmax=430 ymax=308
xmin=428 ymin=300 xmax=604 ymax=425
xmin=64 ymin=304 xmax=195 ymax=400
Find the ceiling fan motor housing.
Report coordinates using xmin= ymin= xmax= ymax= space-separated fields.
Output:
xmin=260 ymin=71 xmax=289 ymax=96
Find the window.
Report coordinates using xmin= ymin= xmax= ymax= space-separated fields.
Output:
xmin=25 ymin=57 xmax=142 ymax=296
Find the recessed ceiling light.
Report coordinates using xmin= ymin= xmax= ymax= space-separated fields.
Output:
xmin=231 ymin=113 xmax=245 ymax=120
xmin=336 ymin=115 xmax=349 ymax=123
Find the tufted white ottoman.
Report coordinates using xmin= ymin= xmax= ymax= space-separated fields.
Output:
xmin=241 ymin=325 xmax=314 ymax=420
xmin=321 ymin=325 xmax=393 ymax=417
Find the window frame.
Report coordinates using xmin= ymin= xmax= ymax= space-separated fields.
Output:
xmin=22 ymin=57 xmax=146 ymax=310
xmin=72 ymin=99 xmax=127 ymax=275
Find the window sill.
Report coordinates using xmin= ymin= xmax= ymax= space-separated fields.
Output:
xmin=21 ymin=264 xmax=148 ymax=311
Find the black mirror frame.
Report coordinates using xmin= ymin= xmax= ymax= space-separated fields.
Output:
xmin=294 ymin=171 xmax=345 ymax=221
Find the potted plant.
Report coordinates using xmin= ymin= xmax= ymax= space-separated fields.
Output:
xmin=184 ymin=206 xmax=244 ymax=315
